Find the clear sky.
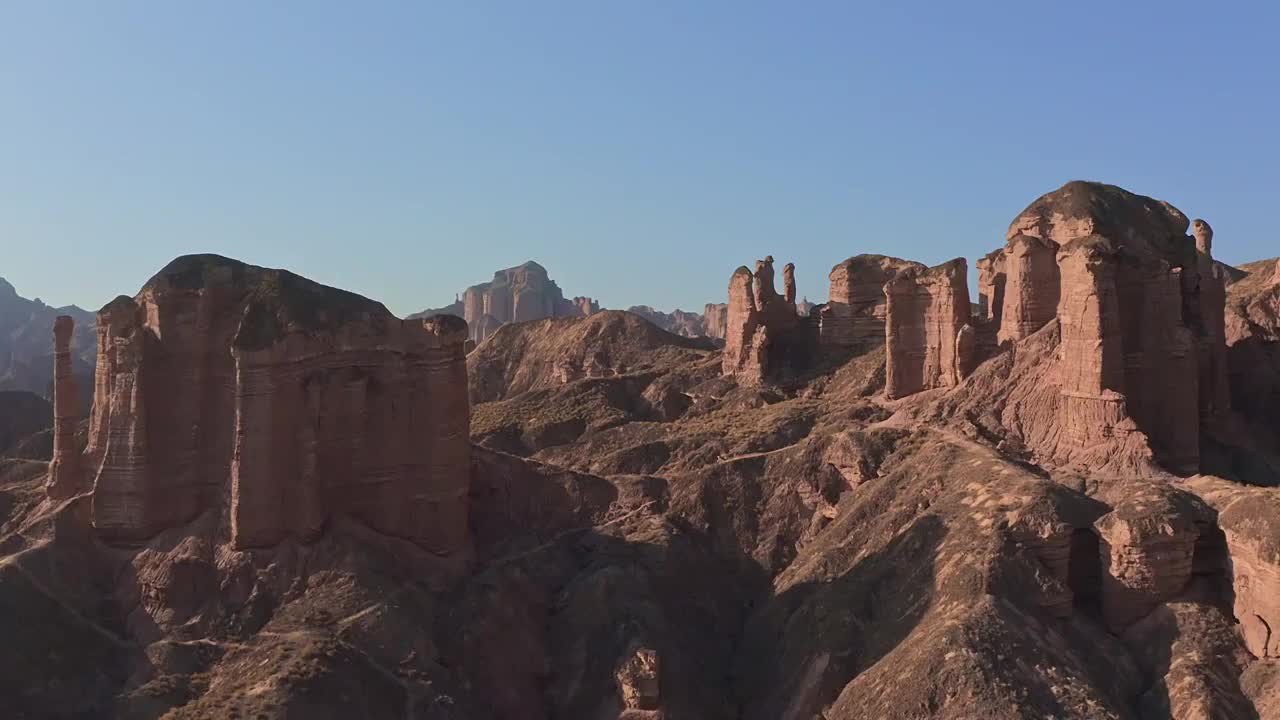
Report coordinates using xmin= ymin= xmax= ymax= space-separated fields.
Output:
xmin=2 ymin=1 xmax=1276 ymax=317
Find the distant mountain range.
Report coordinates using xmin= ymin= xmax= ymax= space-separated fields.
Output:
xmin=0 ymin=276 xmax=95 ymax=409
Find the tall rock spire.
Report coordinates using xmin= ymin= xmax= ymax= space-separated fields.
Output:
xmin=46 ymin=315 xmax=83 ymax=499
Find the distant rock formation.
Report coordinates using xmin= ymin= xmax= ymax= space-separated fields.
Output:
xmin=702 ymin=303 xmax=728 ymax=339
xmin=628 ymin=305 xmax=725 ymax=341
xmin=883 ymin=259 xmax=973 ymax=399
xmin=411 ymin=261 xmax=597 ymax=344
xmin=64 ymin=254 xmax=471 ymax=553
xmin=0 ymin=276 xmax=95 ymax=410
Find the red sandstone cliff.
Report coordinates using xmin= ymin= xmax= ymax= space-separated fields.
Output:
xmin=818 ymin=255 xmax=925 ymax=353
xmin=69 ymin=254 xmax=471 ymax=552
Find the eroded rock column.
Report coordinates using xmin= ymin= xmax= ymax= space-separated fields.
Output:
xmin=998 ymin=234 xmax=1060 ymax=345
xmin=1055 ymin=239 xmax=1132 ymax=449
xmin=883 ymin=259 xmax=971 ymax=399
xmin=46 ymin=315 xmax=83 ymax=500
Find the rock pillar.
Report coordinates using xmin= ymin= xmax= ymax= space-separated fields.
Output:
xmin=46 ymin=315 xmax=83 ymax=500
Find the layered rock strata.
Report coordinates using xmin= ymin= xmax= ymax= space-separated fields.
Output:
xmin=702 ymin=303 xmax=728 ymax=339
xmin=78 ymin=255 xmax=471 ymax=553
xmin=414 ymin=261 xmax=595 ymax=344
xmin=46 ymin=315 xmax=84 ymax=500
xmin=1186 ymin=476 xmax=1280 ymax=659
xmin=819 ymin=255 xmax=924 ymax=352
xmin=1092 ymin=482 xmax=1217 ymax=631
xmin=883 ymin=258 xmax=973 ymax=399
xmin=997 ymin=234 xmax=1060 ymax=344
xmin=973 ymin=181 xmax=1231 ymax=474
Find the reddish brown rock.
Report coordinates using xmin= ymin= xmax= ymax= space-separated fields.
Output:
xmin=1055 ymin=236 xmax=1136 ymax=454
xmin=1191 ymin=219 xmax=1230 ymax=421
xmin=997 ymin=234 xmax=1059 ymax=344
xmin=975 ymin=248 xmax=1006 ymax=325
xmin=981 ymin=182 xmax=1226 ymax=474
xmin=1186 ymin=476 xmax=1280 ymax=659
xmin=782 ymin=263 xmax=797 ymax=305
xmin=722 ymin=267 xmax=765 ymax=384
xmin=1093 ymin=481 xmax=1215 ymax=631
xmin=702 ymin=303 xmax=728 ymax=340
xmin=571 ymin=295 xmax=601 ymax=317
xmin=721 ymin=258 xmax=805 ymax=385
xmin=883 ymin=258 xmax=970 ymax=399
xmin=46 ymin=315 xmax=84 ymax=500
xmin=84 ymin=255 xmax=471 ymax=552
xmin=819 ymin=255 xmax=925 ymax=352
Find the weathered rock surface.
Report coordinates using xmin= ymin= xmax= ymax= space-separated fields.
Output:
xmin=82 ymin=255 xmax=471 ymax=552
xmin=819 ymin=254 xmax=925 ymax=352
xmin=721 ymin=257 xmax=813 ymax=385
xmin=1091 ymin=480 xmax=1218 ymax=631
xmin=46 ymin=315 xmax=84 ymax=500
xmin=997 ymin=234 xmax=1059 ymax=344
xmin=411 ymin=261 xmax=598 ymax=344
xmin=883 ymin=258 xmax=972 ymax=399
xmin=8 ymin=182 xmax=1280 ymax=719
xmin=702 ymin=303 xmax=729 ymax=339
xmin=1186 ymin=476 xmax=1280 ymax=659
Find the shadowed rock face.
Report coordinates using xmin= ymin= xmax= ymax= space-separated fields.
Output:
xmin=79 ymin=254 xmax=471 ymax=552
xmin=883 ymin=258 xmax=972 ymax=399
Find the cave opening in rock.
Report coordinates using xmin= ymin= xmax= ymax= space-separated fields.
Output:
xmin=1190 ymin=522 xmax=1233 ymax=609
xmin=1068 ymin=528 xmax=1102 ymax=617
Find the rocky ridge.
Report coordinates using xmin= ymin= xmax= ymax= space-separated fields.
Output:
xmin=2 ymin=182 xmax=1280 ymax=719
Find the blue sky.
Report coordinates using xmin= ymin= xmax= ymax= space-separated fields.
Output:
xmin=2 ymin=1 xmax=1276 ymax=316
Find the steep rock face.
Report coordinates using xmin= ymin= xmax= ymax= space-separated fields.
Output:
xmin=978 ymin=181 xmax=1227 ymax=475
xmin=975 ymin=248 xmax=1006 ymax=325
xmin=1092 ymin=481 xmax=1217 ymax=631
xmin=721 ymin=257 xmax=809 ymax=385
xmin=80 ymin=255 xmax=471 ymax=552
xmin=883 ymin=258 xmax=972 ymax=399
xmin=410 ymin=261 xmax=596 ymax=344
xmin=1223 ymin=257 xmax=1280 ymax=481
xmin=702 ymin=303 xmax=728 ymax=339
xmin=997 ymin=234 xmax=1060 ymax=344
xmin=462 ymin=262 xmax=592 ymax=343
xmin=1187 ymin=476 xmax=1280 ymax=659
xmin=819 ymin=255 xmax=925 ymax=352
xmin=46 ymin=316 xmax=83 ymax=499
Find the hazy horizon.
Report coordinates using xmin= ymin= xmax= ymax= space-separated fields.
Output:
xmin=3 ymin=2 xmax=1277 ymax=317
